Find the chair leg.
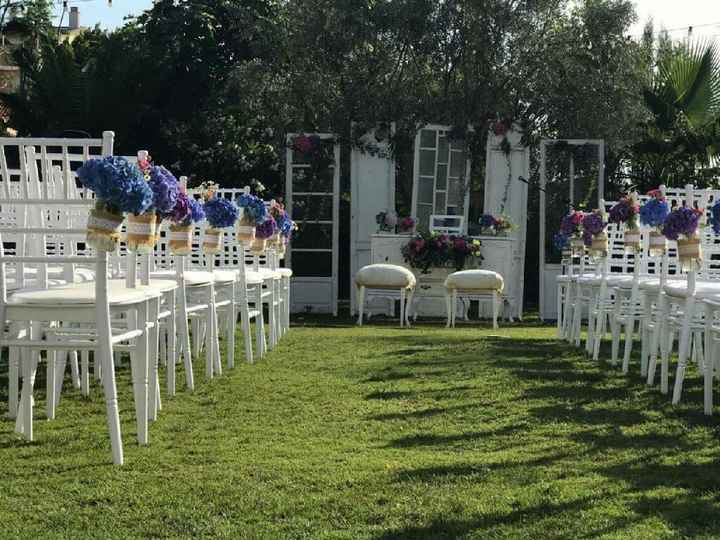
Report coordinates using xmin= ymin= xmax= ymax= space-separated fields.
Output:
xmin=227 ymin=282 xmax=236 ymax=369
xmin=445 ymin=290 xmax=452 ymax=328
xmin=81 ymin=350 xmax=90 ymax=397
xmin=673 ymin=296 xmax=696 ymax=405
xmin=647 ymin=294 xmax=667 ymax=386
xmin=405 ymin=289 xmax=414 ymax=327
xmin=239 ymin=287 xmax=254 ymax=364
xmin=640 ymin=295 xmax=652 ymax=377
xmin=492 ymin=292 xmax=500 ymax=330
xmin=451 ymin=289 xmax=458 ymax=328
xmin=255 ymin=286 xmax=266 ymax=357
xmin=357 ymin=286 xmax=365 ymax=326
xmin=148 ymin=297 xmax=161 ymax=421
xmin=167 ymin=291 xmax=177 ymax=397
xmin=399 ymin=288 xmax=405 ymax=328
xmin=177 ymin=287 xmax=194 ymax=391
xmin=131 ymin=301 xmax=149 ymax=445
xmin=557 ymin=284 xmax=564 ymax=337
xmin=69 ymin=350 xmax=80 ymax=389
xmin=46 ymin=350 xmax=56 ymax=420
xmin=704 ymin=303 xmax=714 ymax=415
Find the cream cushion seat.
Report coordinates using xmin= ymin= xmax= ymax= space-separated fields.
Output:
xmin=277 ymin=268 xmax=293 ymax=278
xmin=444 ymin=269 xmax=503 ymax=292
xmin=355 ymin=264 xmax=416 ymax=290
xmin=617 ymin=276 xmax=660 ymax=290
xmin=211 ymin=270 xmax=238 ymax=284
xmin=8 ymin=281 xmax=160 ymax=307
xmin=150 ymin=269 xmax=214 ymax=286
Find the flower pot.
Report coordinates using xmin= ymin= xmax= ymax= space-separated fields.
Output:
xmin=250 ymin=237 xmax=267 ymax=254
xmin=570 ymin=236 xmax=585 ymax=256
xmin=236 ymin=209 xmax=256 ymax=245
xmin=270 ymin=231 xmax=282 ymax=248
xmin=126 ymin=212 xmax=158 ymax=253
xmin=202 ymin=227 xmax=223 ymax=254
xmin=278 ymin=244 xmax=286 ymax=259
xmin=649 ymin=230 xmax=666 ymax=256
xmin=677 ymin=235 xmax=702 ymax=272
xmin=168 ymin=224 xmax=193 ymax=255
xmin=86 ymin=208 xmax=124 ymax=252
xmin=590 ymin=232 xmax=608 ymax=258
xmin=624 ymin=227 xmax=641 ymax=253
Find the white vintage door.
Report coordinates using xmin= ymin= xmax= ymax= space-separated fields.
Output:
xmin=411 ymin=125 xmax=471 ymax=232
xmin=285 ymin=133 xmax=340 ymax=315
xmin=350 ymin=125 xmax=396 ymax=314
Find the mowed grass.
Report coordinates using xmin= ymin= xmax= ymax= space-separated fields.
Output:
xmin=1 ymin=317 xmax=720 ymax=539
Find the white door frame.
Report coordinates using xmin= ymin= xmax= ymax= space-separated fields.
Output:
xmin=285 ymin=133 xmax=340 ymax=316
xmin=411 ymin=124 xmax=471 ymax=233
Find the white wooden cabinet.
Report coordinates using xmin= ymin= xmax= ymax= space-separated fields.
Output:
xmin=369 ymin=234 xmax=521 ymax=319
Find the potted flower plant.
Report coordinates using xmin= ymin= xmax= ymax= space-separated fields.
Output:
xmin=252 ymin=215 xmax=277 ymax=254
xmin=376 ymin=210 xmax=398 ymax=233
xmin=560 ymin=209 xmax=585 ymax=255
xmin=582 ymin=209 xmax=608 ymax=259
xmin=202 ymin=190 xmax=239 ymax=254
xmin=662 ymin=205 xmax=703 ymax=271
xmin=166 ymin=189 xmax=205 ymax=255
xmin=398 ymin=216 xmax=416 ymax=234
xmin=640 ymin=189 xmax=670 ymax=256
xmin=608 ymin=194 xmax=640 ymax=253
xmin=128 ymin=158 xmax=180 ymax=253
xmin=77 ymin=156 xmax=153 ymax=252
xmin=236 ymin=191 xmax=268 ymax=245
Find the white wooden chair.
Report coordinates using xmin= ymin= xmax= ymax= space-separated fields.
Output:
xmin=0 ymin=138 xmax=162 ymax=465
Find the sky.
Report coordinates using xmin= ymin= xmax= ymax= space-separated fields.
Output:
xmin=51 ymin=0 xmax=720 ymax=36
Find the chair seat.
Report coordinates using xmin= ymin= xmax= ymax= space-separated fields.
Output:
xmin=444 ymin=269 xmax=503 ymax=292
xmin=576 ymin=274 xmax=633 ymax=287
xmin=150 ymin=270 xmax=214 ymax=286
xmin=218 ymin=268 xmax=264 ymax=285
xmin=664 ymin=281 xmax=720 ymax=299
xmin=617 ymin=276 xmax=659 ymax=290
xmin=277 ymin=268 xmax=293 ymax=278
xmin=355 ymin=264 xmax=416 ymax=289
xmin=256 ymin=268 xmax=281 ymax=281
xmin=640 ymin=279 xmax=685 ymax=294
xmin=8 ymin=281 xmax=159 ymax=307
xmin=212 ymin=270 xmax=238 ymax=284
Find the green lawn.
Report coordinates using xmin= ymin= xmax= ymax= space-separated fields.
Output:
xmin=1 ymin=318 xmax=720 ymax=539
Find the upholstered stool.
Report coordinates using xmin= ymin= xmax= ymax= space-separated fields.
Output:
xmin=444 ymin=269 xmax=504 ymax=329
xmin=355 ymin=264 xmax=416 ymax=327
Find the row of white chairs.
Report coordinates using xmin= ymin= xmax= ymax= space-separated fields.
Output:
xmin=0 ymin=132 xmax=292 ymax=464
xmin=557 ymin=184 xmax=720 ymax=415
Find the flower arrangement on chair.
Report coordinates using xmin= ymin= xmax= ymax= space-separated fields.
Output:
xmin=251 ymin=215 xmax=277 ymax=255
xmin=77 ymin=156 xmax=153 ymax=252
xmin=608 ymin=194 xmax=640 ymax=253
xmin=202 ymin=188 xmax=239 ymax=254
xmin=640 ymin=189 xmax=670 ymax=256
xmin=559 ymin=209 xmax=585 ymax=255
xmin=236 ymin=191 xmax=268 ymax=245
xmin=128 ymin=160 xmax=180 ymax=253
xmin=582 ymin=209 xmax=608 ymax=259
xmin=662 ymin=205 xmax=703 ymax=272
xmin=401 ymin=232 xmax=481 ymax=273
xmin=167 ymin=189 xmax=205 ymax=255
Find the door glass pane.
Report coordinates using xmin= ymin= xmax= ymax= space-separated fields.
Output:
xmin=438 ymin=137 xmax=449 ymax=164
xmin=436 ymin=164 xmax=447 ymax=190
xmin=435 ymin=192 xmax=446 ymax=213
xmin=292 ymin=167 xmax=333 ymax=193
xmin=292 ymin=195 xmax=333 ymax=221
xmin=419 ymin=150 xmax=436 ymax=177
xmin=417 ymin=204 xmax=432 ymax=231
xmin=420 ymin=129 xmax=436 ymax=148
xmin=291 ymin=251 xmax=332 ymax=277
xmin=418 ymin=176 xmax=434 ymax=204
xmin=449 ymin=150 xmax=466 ymax=178
xmin=292 ymin=223 xmax=332 ymax=249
